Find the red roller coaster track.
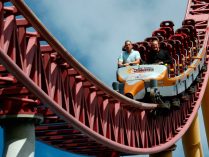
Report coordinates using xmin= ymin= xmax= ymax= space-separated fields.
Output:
xmin=0 ymin=0 xmax=209 ymax=156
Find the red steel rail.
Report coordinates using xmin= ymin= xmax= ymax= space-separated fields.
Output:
xmin=0 ymin=0 xmax=208 ymax=156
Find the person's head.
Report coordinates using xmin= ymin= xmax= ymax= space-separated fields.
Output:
xmin=124 ymin=40 xmax=133 ymax=53
xmin=151 ymin=40 xmax=160 ymax=52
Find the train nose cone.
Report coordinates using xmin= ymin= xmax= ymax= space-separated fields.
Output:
xmin=125 ymin=93 xmax=134 ymax=99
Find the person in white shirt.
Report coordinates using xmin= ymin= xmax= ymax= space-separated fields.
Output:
xmin=118 ymin=40 xmax=141 ymax=68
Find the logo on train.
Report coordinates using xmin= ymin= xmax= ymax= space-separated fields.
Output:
xmin=131 ymin=67 xmax=154 ymax=73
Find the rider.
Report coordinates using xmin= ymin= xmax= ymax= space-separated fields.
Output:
xmin=118 ymin=40 xmax=141 ymax=68
xmin=147 ymin=40 xmax=172 ymax=65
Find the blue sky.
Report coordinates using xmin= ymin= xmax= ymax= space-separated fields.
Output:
xmin=0 ymin=0 xmax=208 ymax=156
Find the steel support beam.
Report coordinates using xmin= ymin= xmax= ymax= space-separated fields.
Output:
xmin=149 ymin=144 xmax=176 ymax=157
xmin=202 ymin=79 xmax=209 ymax=147
xmin=182 ymin=114 xmax=203 ymax=157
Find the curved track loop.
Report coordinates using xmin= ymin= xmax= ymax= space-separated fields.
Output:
xmin=0 ymin=0 xmax=208 ymax=156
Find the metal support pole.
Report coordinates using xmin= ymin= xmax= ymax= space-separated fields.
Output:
xmin=202 ymin=80 xmax=209 ymax=147
xmin=182 ymin=114 xmax=203 ymax=157
xmin=1 ymin=114 xmax=42 ymax=157
xmin=2 ymin=120 xmax=35 ymax=157
xmin=149 ymin=144 xmax=176 ymax=157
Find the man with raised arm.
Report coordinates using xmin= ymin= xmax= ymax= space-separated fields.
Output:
xmin=147 ymin=40 xmax=172 ymax=65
